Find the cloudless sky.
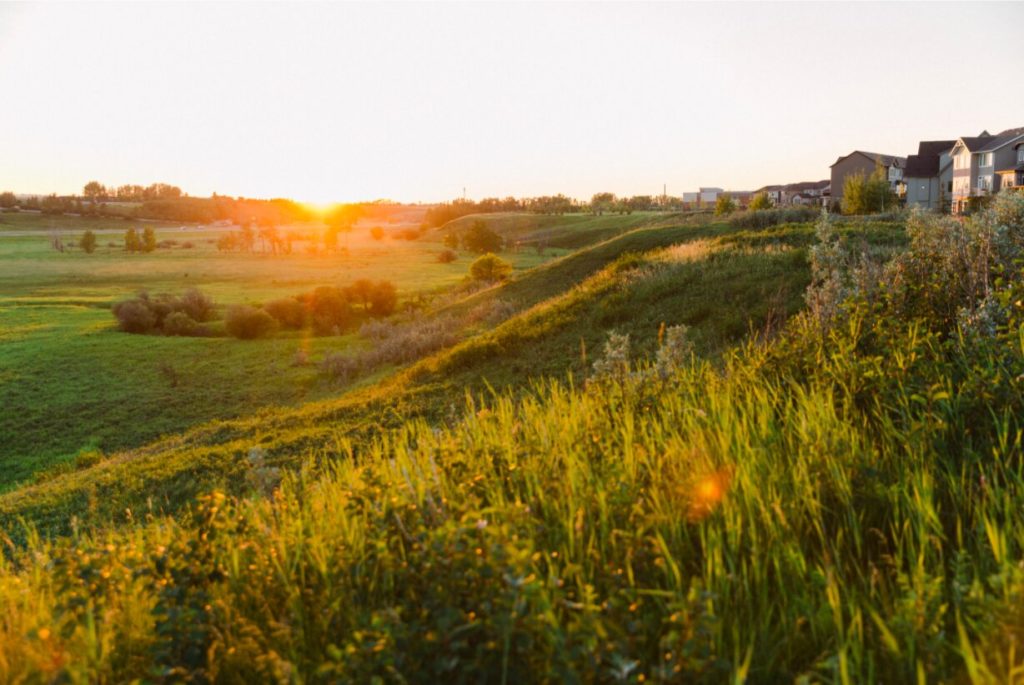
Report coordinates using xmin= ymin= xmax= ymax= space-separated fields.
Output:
xmin=1 ymin=1 xmax=1022 ymax=204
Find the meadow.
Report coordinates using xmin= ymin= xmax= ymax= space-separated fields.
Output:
xmin=0 ymin=210 xmax=567 ymax=489
xmin=2 ymin=198 xmax=1023 ymax=683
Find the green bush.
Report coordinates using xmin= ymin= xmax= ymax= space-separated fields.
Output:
xmin=263 ymin=297 xmax=307 ymax=329
xmin=111 ymin=298 xmax=157 ymax=333
xmin=462 ymin=220 xmax=503 ymax=254
xmin=162 ymin=311 xmax=199 ymax=337
xmin=469 ymin=253 xmax=513 ymax=282
xmin=224 ymin=305 xmax=277 ymax=339
xmin=307 ymin=286 xmax=352 ymax=336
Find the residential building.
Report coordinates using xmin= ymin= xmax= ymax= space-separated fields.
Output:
xmin=995 ymin=141 xmax=1024 ymax=193
xmin=780 ymin=180 xmax=830 ymax=205
xmin=950 ymin=127 xmax=1024 ymax=213
xmin=753 ymin=185 xmax=784 ymax=205
xmin=699 ymin=187 xmax=724 ymax=204
xmin=903 ymin=139 xmax=956 ymax=211
xmin=829 ymin=151 xmax=907 ymax=206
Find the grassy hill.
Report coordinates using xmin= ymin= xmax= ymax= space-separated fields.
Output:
xmin=2 ymin=201 xmax=1023 ymax=682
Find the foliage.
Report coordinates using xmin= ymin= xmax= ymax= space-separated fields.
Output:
xmin=713 ymin=193 xmax=737 ymax=216
xmin=262 ymin=297 xmax=307 ymax=330
xmin=470 ymin=253 xmax=513 ymax=282
xmin=748 ymin=192 xmax=773 ymax=211
xmin=462 ymin=220 xmax=504 ymax=254
xmin=162 ymin=311 xmax=200 ymax=337
xmin=307 ymin=286 xmax=353 ymax=336
xmin=224 ymin=305 xmax=277 ymax=340
xmin=842 ymin=166 xmax=899 ymax=215
xmin=437 ymin=248 xmax=458 ymax=263
xmin=729 ymin=206 xmax=817 ymax=230
xmin=80 ymin=230 xmax=97 ymax=254
xmin=0 ymin=191 xmax=17 ymax=208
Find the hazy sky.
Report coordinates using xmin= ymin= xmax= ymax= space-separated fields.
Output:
xmin=1 ymin=2 xmax=1022 ymax=204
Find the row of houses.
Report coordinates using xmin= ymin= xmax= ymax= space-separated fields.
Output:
xmin=687 ymin=125 xmax=1024 ymax=215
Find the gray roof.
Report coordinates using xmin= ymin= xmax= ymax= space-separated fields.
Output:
xmin=905 ymin=140 xmax=956 ymax=178
xmin=831 ymin=151 xmax=907 ymax=168
xmin=976 ymin=127 xmax=1024 ymax=152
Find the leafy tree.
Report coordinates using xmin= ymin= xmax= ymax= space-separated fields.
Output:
xmin=80 ymin=230 xmax=97 ymax=254
xmin=346 ymin=279 xmax=375 ymax=311
xmin=749 ymin=192 xmax=773 ymax=211
xmin=714 ymin=194 xmax=737 ymax=216
xmin=369 ymin=226 xmax=385 ymax=241
xmin=590 ymin=192 xmax=616 ymax=216
xmin=462 ymin=220 xmax=503 ymax=254
xmin=843 ymin=166 xmax=898 ymax=215
xmin=437 ymin=249 xmax=457 ymax=263
xmin=443 ymin=231 xmax=460 ymax=250
xmin=124 ymin=228 xmax=140 ymax=252
xmin=469 ymin=253 xmax=513 ymax=282
xmin=308 ymin=286 xmax=352 ymax=335
xmin=0 ymin=191 xmax=16 ymax=208
xmin=83 ymin=181 xmax=106 ymax=202
xmin=142 ymin=226 xmax=157 ymax=253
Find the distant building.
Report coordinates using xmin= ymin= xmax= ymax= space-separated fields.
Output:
xmin=753 ymin=180 xmax=828 ymax=207
xmin=996 ymin=142 xmax=1024 ymax=192
xmin=682 ymin=192 xmax=700 ymax=204
xmin=950 ymin=127 xmax=1024 ymax=213
xmin=903 ymin=139 xmax=956 ymax=211
xmin=829 ymin=151 xmax=906 ymax=206
xmin=699 ymin=187 xmax=724 ymax=203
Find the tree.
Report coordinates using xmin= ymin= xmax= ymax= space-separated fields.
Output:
xmin=225 ymin=305 xmax=277 ymax=339
xmin=80 ymin=230 xmax=97 ymax=254
xmin=368 ymin=281 xmax=398 ymax=317
xmin=369 ymin=226 xmax=385 ymax=241
xmin=843 ymin=166 xmax=898 ymax=215
xmin=124 ymin=228 xmax=140 ymax=252
xmin=462 ymin=220 xmax=503 ymax=254
xmin=0 ymin=191 xmax=16 ymax=208
xmin=443 ymin=231 xmax=460 ymax=249
xmin=749 ymin=192 xmax=773 ymax=211
xmin=470 ymin=253 xmax=513 ymax=282
xmin=590 ymin=192 xmax=616 ymax=216
xmin=714 ymin=194 xmax=737 ymax=216
xmin=142 ymin=226 xmax=157 ymax=253
xmin=346 ymin=279 xmax=375 ymax=311
xmin=83 ymin=181 xmax=106 ymax=202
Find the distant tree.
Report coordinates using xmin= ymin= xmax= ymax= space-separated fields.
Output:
xmin=442 ymin=231 xmax=460 ymax=249
xmin=369 ymin=226 xmax=385 ymax=241
xmin=308 ymin=286 xmax=352 ymax=335
xmin=124 ymin=228 xmax=140 ymax=252
xmin=179 ymin=288 xmax=216 ymax=322
xmin=41 ymin=194 xmax=66 ymax=215
xmin=590 ymin=192 xmax=616 ymax=216
xmin=470 ymin=253 xmax=513 ymax=282
xmin=112 ymin=297 xmax=156 ymax=333
xmin=142 ymin=226 xmax=157 ymax=253
xmin=626 ymin=196 xmax=653 ymax=213
xmin=749 ymin=192 xmax=773 ymax=211
xmin=263 ymin=297 xmax=307 ymax=329
xmin=83 ymin=181 xmax=107 ymax=202
xmin=462 ymin=220 xmax=503 ymax=254
xmin=80 ymin=230 xmax=97 ymax=254
xmin=436 ymin=249 xmax=458 ymax=263
xmin=714 ymin=194 xmax=737 ymax=216
xmin=0 ymin=191 xmax=16 ymax=208
xmin=346 ymin=279 xmax=375 ymax=311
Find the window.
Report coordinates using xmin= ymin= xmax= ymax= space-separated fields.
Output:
xmin=978 ymin=152 xmax=993 ymax=167
xmin=955 ymin=152 xmax=970 ymax=169
xmin=1018 ymin=148 xmax=1024 ymax=164
xmin=978 ymin=175 xmax=993 ymax=192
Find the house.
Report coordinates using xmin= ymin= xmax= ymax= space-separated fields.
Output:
xmin=996 ymin=142 xmax=1024 ymax=191
xmin=829 ymin=151 xmax=907 ymax=206
xmin=780 ymin=180 xmax=830 ymax=205
xmin=903 ymin=139 xmax=956 ymax=211
xmin=699 ymin=187 xmax=724 ymax=204
xmin=682 ymin=192 xmax=700 ymax=204
xmin=753 ymin=185 xmax=784 ymax=205
xmin=950 ymin=127 xmax=1024 ymax=213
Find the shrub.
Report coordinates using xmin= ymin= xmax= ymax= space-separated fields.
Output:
xmin=462 ymin=220 xmax=503 ymax=253
xmin=467 ymin=299 xmax=516 ymax=325
xmin=308 ymin=286 xmax=352 ymax=336
xmin=163 ymin=311 xmax=199 ymax=337
xmin=179 ymin=288 xmax=216 ymax=323
xmin=730 ymin=207 xmax=817 ymax=230
xmin=80 ymin=230 xmax=97 ymax=254
xmin=368 ymin=281 xmax=398 ymax=317
xmin=714 ymin=194 xmax=737 ymax=216
xmin=225 ymin=305 xmax=277 ymax=339
xmin=470 ymin=253 xmax=513 ymax=282
xmin=590 ymin=331 xmax=631 ymax=381
xmin=443 ymin=231 xmax=460 ymax=249
xmin=112 ymin=298 xmax=157 ymax=333
xmin=749 ymin=192 xmax=773 ymax=211
xmin=263 ymin=298 xmax=306 ymax=330
xmin=181 ymin=241 xmax=195 ymax=249
xmin=319 ymin=353 xmax=363 ymax=383
xmin=436 ymin=249 xmax=457 ymax=264
xmin=369 ymin=226 xmax=385 ymax=241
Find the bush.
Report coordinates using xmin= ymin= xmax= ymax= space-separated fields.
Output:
xmin=179 ymin=288 xmax=216 ymax=323
xmin=112 ymin=298 xmax=157 ymax=333
xmin=263 ymin=297 xmax=307 ymax=329
xmin=225 ymin=305 xmax=277 ymax=339
xmin=319 ymin=353 xmax=363 ymax=383
xmin=308 ymin=286 xmax=352 ymax=336
xmin=81 ymin=230 xmax=97 ymax=254
xmin=368 ymin=281 xmax=398 ymax=317
xmin=467 ymin=299 xmax=516 ymax=325
xmin=436 ymin=249 xmax=457 ymax=263
xmin=730 ymin=207 xmax=817 ymax=230
xmin=714 ymin=194 xmax=737 ymax=216
xmin=369 ymin=226 xmax=385 ymax=241
xmin=469 ymin=253 xmax=513 ymax=282
xmin=163 ymin=311 xmax=199 ymax=337
xmin=749 ymin=192 xmax=773 ymax=211
xmin=462 ymin=220 xmax=503 ymax=253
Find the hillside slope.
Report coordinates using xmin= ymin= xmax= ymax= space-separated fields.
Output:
xmin=0 ymin=216 xmax=827 ymax=537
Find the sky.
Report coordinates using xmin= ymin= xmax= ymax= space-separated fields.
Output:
xmin=1 ymin=1 xmax=1022 ymax=205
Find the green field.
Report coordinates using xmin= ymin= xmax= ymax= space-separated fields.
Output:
xmin=3 ymin=200 xmax=1024 ymax=682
